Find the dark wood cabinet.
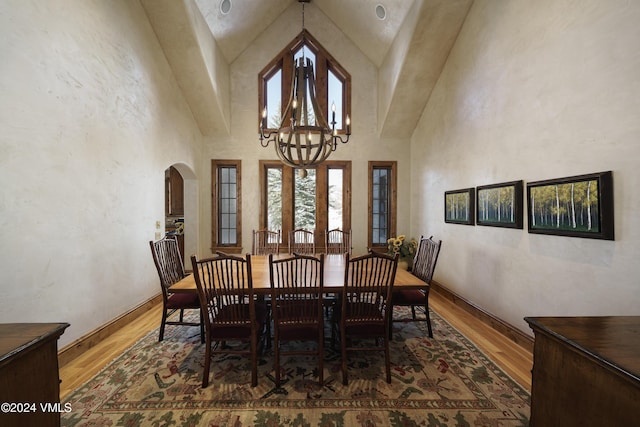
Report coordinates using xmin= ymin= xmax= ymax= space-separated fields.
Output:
xmin=0 ymin=323 xmax=69 ymax=427
xmin=165 ymin=166 xmax=184 ymax=216
xmin=525 ymin=316 xmax=640 ymax=427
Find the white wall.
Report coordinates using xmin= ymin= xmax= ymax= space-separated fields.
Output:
xmin=411 ymin=0 xmax=640 ymax=334
xmin=200 ymin=2 xmax=414 ymax=256
xmin=0 ymin=0 xmax=202 ymax=347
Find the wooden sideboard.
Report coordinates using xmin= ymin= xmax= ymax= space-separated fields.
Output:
xmin=525 ymin=316 xmax=640 ymax=427
xmin=0 ymin=323 xmax=69 ymax=427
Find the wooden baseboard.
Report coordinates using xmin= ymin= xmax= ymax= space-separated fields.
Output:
xmin=57 ymin=294 xmax=162 ymax=367
xmin=431 ymin=281 xmax=534 ymax=353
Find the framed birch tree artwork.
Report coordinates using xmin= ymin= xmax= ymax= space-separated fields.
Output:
xmin=526 ymin=171 xmax=614 ymax=240
xmin=476 ymin=180 xmax=523 ymax=228
xmin=445 ymin=188 xmax=475 ymax=225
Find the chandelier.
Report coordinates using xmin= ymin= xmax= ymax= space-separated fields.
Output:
xmin=259 ymin=0 xmax=350 ymax=176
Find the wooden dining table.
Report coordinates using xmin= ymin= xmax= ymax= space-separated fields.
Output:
xmin=169 ymin=254 xmax=427 ymax=295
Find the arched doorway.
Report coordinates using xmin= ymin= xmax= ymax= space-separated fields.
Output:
xmin=165 ymin=163 xmax=198 ymax=268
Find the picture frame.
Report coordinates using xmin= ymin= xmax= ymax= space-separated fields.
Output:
xmin=445 ymin=188 xmax=475 ymax=225
xmin=526 ymin=171 xmax=614 ymax=240
xmin=476 ymin=180 xmax=523 ymax=229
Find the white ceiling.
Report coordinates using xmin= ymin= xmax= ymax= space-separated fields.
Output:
xmin=141 ymin=0 xmax=474 ymax=137
xmin=194 ymin=0 xmax=416 ymax=67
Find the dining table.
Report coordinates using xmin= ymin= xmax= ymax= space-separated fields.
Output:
xmin=169 ymin=253 xmax=428 ymax=295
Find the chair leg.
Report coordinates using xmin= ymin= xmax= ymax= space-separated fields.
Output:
xmin=159 ymin=309 xmax=168 ymax=342
xmin=425 ymin=305 xmax=433 ymax=338
xmin=388 ymin=305 xmax=394 ymax=341
xmin=331 ymin=308 xmax=339 ymax=350
xmin=251 ymin=333 xmax=258 ymax=387
xmin=274 ymin=332 xmax=281 ymax=388
xmin=318 ymin=326 xmax=324 ymax=386
xmin=202 ymin=336 xmax=212 ymax=388
xmin=341 ymin=327 xmax=348 ymax=385
xmin=331 ymin=324 xmax=337 ymax=350
xmin=266 ymin=312 xmax=272 ymax=349
xmin=384 ymin=335 xmax=391 ymax=383
xmin=199 ymin=309 xmax=205 ymax=344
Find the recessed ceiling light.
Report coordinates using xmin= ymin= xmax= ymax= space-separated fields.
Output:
xmin=220 ymin=0 xmax=232 ymax=15
xmin=375 ymin=4 xmax=386 ymax=20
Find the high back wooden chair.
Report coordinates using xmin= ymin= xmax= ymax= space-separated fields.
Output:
xmin=338 ymin=251 xmax=399 ymax=385
xmin=190 ymin=252 xmax=268 ymax=388
xmin=252 ymin=229 xmax=281 ymax=255
xmin=149 ymin=237 xmax=203 ymax=343
xmin=269 ymin=253 xmax=325 ymax=387
xmin=390 ymin=236 xmax=441 ymax=338
xmin=325 ymin=228 xmax=351 ymax=254
xmin=288 ymin=228 xmax=315 ymax=254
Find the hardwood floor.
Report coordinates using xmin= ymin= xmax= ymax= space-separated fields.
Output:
xmin=429 ymin=292 xmax=533 ymax=389
xmin=59 ymin=291 xmax=533 ymax=399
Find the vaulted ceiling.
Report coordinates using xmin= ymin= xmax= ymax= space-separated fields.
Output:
xmin=141 ymin=0 xmax=473 ymax=138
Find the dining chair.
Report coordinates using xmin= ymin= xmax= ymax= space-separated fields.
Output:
xmin=325 ymin=228 xmax=351 ymax=254
xmin=149 ymin=237 xmax=203 ymax=343
xmin=190 ymin=252 xmax=268 ymax=388
xmin=323 ymin=228 xmax=351 ymax=314
xmin=390 ymin=236 xmax=442 ymax=338
xmin=337 ymin=251 xmax=399 ymax=385
xmin=269 ymin=253 xmax=325 ymax=387
xmin=288 ymin=228 xmax=315 ymax=254
xmin=252 ymin=229 xmax=281 ymax=255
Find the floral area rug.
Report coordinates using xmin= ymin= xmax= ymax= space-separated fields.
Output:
xmin=62 ymin=308 xmax=530 ymax=426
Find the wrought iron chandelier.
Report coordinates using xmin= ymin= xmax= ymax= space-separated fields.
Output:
xmin=259 ymin=0 xmax=350 ymax=176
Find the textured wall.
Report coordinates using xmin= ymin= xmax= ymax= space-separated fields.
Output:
xmin=0 ymin=0 xmax=202 ymax=347
xmin=411 ymin=0 xmax=640 ymax=333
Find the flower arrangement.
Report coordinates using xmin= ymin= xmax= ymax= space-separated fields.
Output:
xmin=387 ymin=235 xmax=418 ymax=259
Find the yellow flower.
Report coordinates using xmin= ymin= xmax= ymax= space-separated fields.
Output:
xmin=387 ymin=235 xmax=417 ymax=258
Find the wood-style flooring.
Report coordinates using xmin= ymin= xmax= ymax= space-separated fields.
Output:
xmin=59 ymin=291 xmax=533 ymax=399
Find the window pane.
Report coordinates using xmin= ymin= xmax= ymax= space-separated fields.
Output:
xmin=294 ymin=46 xmax=316 ymax=75
xmin=328 ymin=69 xmax=343 ymax=129
xmin=372 ymin=167 xmax=390 ymax=245
xmin=294 ymin=46 xmax=316 ymax=126
xmin=294 ymin=169 xmax=316 ymax=230
xmin=267 ymin=167 xmax=283 ymax=231
xmin=218 ymin=166 xmax=237 ymax=245
xmin=266 ymin=69 xmax=282 ymax=128
xmin=328 ymin=168 xmax=343 ymax=230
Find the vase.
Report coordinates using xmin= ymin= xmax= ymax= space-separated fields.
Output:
xmin=398 ymin=257 xmax=412 ymax=271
